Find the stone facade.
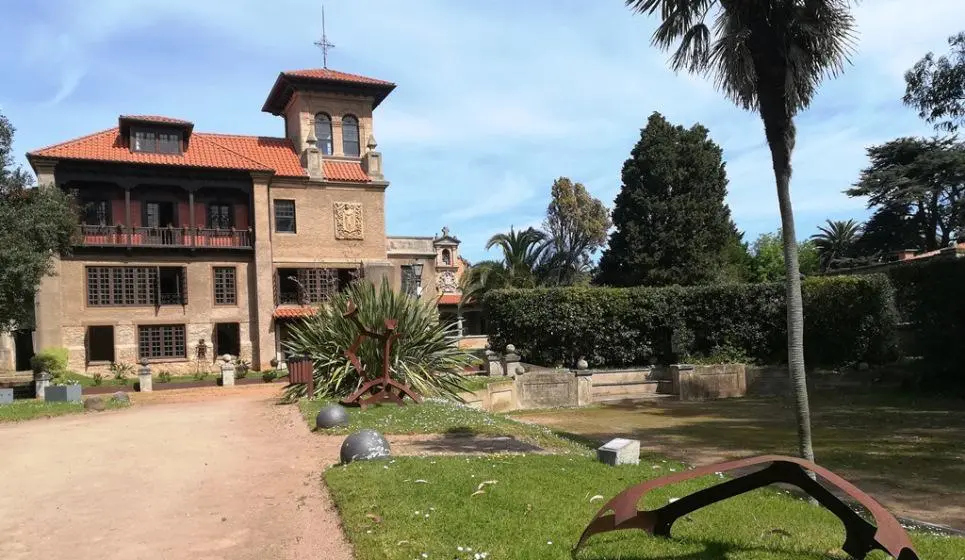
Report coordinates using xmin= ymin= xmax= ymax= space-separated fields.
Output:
xmin=24 ymin=68 xmax=461 ymax=375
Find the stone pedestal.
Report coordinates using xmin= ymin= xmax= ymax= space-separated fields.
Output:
xmin=484 ymin=350 xmax=504 ymax=377
xmin=137 ymin=359 xmax=153 ymax=393
xmin=501 ymin=344 xmax=522 ymax=378
xmin=597 ymin=438 xmax=640 ymax=466
xmin=219 ymin=354 xmax=236 ymax=387
xmin=33 ymin=372 xmax=51 ymax=400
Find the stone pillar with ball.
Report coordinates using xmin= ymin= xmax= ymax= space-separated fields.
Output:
xmin=220 ymin=354 xmax=235 ymax=387
xmin=137 ymin=358 xmax=152 ymax=392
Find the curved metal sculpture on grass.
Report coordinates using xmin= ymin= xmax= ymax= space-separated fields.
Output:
xmin=574 ymin=454 xmax=919 ymax=560
xmin=339 ymin=299 xmax=422 ymax=409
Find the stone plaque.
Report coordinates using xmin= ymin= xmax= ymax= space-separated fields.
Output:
xmin=597 ymin=438 xmax=640 ymax=466
xmin=436 ymin=271 xmax=458 ymax=293
xmin=334 ymin=202 xmax=364 ymax=240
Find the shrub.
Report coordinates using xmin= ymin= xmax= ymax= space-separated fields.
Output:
xmin=281 ymin=279 xmax=477 ymax=402
xmin=193 ymin=370 xmax=208 ymax=381
xmin=92 ymin=372 xmax=104 ymax=386
xmin=262 ymin=370 xmax=278 ymax=383
xmin=887 ymin=258 xmax=965 ymax=392
xmin=30 ymin=347 xmax=69 ymax=375
xmin=484 ymin=275 xmax=898 ymax=368
xmin=110 ymin=362 xmax=134 ymax=382
xmin=156 ymin=371 xmax=172 ymax=384
xmin=234 ymin=358 xmax=250 ymax=379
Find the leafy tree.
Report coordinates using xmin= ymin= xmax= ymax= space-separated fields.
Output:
xmin=904 ymin=32 xmax=965 ymax=133
xmin=0 ymin=113 xmax=77 ymax=330
xmin=720 ymin=224 xmax=756 ymax=283
xmin=627 ymin=0 xmax=859 ymax=461
xmin=853 ymin=203 xmax=924 ymax=257
xmin=538 ymin=177 xmax=611 ymax=286
xmin=597 ymin=112 xmax=736 ymax=287
xmin=749 ymin=230 xmax=819 ymax=283
xmin=810 ymin=219 xmax=861 ymax=272
xmin=847 ymin=137 xmax=965 ymax=252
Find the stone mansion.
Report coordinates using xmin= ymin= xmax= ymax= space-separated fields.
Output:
xmin=11 ymin=68 xmax=468 ymax=374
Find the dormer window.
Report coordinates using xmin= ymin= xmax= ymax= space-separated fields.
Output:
xmin=342 ymin=115 xmax=360 ymax=157
xmin=314 ymin=113 xmax=333 ymax=155
xmin=132 ymin=129 xmax=182 ymax=154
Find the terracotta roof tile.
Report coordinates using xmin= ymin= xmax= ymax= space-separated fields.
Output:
xmin=28 ymin=123 xmax=371 ymax=182
xmin=324 ymin=160 xmax=370 ymax=183
xmin=282 ymin=68 xmax=394 ymax=86
xmin=273 ymin=307 xmax=317 ymax=319
xmin=438 ymin=294 xmax=463 ymax=305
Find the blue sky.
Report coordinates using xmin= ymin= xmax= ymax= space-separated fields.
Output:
xmin=1 ymin=0 xmax=961 ymax=262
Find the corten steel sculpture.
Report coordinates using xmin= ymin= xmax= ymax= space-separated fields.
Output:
xmin=340 ymin=300 xmax=422 ymax=409
xmin=575 ymin=455 xmax=919 ymax=560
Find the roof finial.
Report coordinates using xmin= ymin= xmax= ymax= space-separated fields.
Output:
xmin=313 ymin=4 xmax=335 ymax=68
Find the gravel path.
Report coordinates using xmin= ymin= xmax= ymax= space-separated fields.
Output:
xmin=0 ymin=385 xmax=353 ymax=560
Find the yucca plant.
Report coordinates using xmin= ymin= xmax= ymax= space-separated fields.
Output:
xmin=281 ymin=279 xmax=476 ymax=403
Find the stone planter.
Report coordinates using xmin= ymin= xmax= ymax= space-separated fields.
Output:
xmin=45 ymin=384 xmax=82 ymax=403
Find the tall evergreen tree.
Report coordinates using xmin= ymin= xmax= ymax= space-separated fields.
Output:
xmin=597 ymin=112 xmax=736 ymax=287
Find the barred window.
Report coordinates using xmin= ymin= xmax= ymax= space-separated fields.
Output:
xmin=86 ymin=266 xmax=186 ymax=306
xmin=138 ymin=325 xmax=186 ymax=359
xmin=299 ymin=268 xmax=338 ymax=304
xmin=213 ymin=267 xmax=237 ymax=305
xmin=274 ymin=200 xmax=296 ymax=233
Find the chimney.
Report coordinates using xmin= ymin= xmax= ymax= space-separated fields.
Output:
xmin=303 ymin=125 xmax=324 ymax=180
xmin=361 ymin=135 xmax=383 ymax=180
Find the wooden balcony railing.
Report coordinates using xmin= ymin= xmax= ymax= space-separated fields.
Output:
xmin=77 ymin=225 xmax=253 ymax=249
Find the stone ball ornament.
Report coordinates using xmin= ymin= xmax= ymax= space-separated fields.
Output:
xmin=340 ymin=429 xmax=391 ymax=464
xmin=315 ymin=403 xmax=350 ymax=429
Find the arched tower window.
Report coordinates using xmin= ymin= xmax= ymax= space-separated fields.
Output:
xmin=314 ymin=113 xmax=332 ymax=155
xmin=342 ymin=115 xmax=360 ymax=157
xmin=442 ymin=249 xmax=452 ymax=266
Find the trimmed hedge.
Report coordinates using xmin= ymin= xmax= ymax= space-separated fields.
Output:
xmin=888 ymin=258 xmax=965 ymax=390
xmin=483 ymin=275 xmax=899 ymax=368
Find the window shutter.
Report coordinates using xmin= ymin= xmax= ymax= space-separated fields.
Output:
xmin=180 ymin=267 xmax=188 ymax=305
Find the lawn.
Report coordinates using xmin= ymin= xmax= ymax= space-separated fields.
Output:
xmin=60 ymin=371 xmax=224 ymax=388
xmin=299 ymin=398 xmax=586 ymax=453
xmin=512 ymin=389 xmax=965 ymax=529
xmin=459 ymin=375 xmax=515 ymax=393
xmin=0 ymin=398 xmax=130 ymax=423
xmin=325 ymin=453 xmax=965 ymax=560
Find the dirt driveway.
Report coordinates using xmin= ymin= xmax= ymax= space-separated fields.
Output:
xmin=0 ymin=385 xmax=352 ymax=560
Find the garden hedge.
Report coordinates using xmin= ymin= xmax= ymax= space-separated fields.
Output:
xmin=483 ymin=275 xmax=898 ymax=368
xmin=887 ymin=258 xmax=965 ymax=390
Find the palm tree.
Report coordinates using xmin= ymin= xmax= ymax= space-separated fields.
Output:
xmin=484 ymin=226 xmax=547 ymax=288
xmin=811 ymin=219 xmax=862 ymax=271
xmin=627 ymin=0 xmax=857 ymax=461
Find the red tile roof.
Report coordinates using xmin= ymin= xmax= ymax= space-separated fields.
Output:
xmin=282 ymin=68 xmax=394 ymax=86
xmin=273 ymin=307 xmax=317 ymax=319
xmin=28 ymin=124 xmax=372 ymax=182
xmin=438 ymin=294 xmax=463 ymax=305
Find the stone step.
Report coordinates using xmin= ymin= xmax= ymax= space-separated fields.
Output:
xmin=589 ymin=369 xmax=651 ymax=385
xmin=592 ymin=381 xmax=672 ymax=400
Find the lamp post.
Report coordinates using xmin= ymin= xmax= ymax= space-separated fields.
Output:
xmin=411 ymin=262 xmax=424 ymax=297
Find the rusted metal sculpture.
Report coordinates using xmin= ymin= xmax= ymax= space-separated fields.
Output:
xmin=575 ymin=455 xmax=919 ymax=560
xmin=340 ymin=300 xmax=422 ymax=409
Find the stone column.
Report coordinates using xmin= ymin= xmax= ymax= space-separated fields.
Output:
xmin=250 ymin=172 xmax=277 ymax=371
xmin=33 ymin=372 xmax=51 ymax=400
xmin=33 ymin=160 xmax=62 ymax=352
xmin=501 ymin=344 xmax=522 ymax=378
xmin=219 ymin=354 xmax=236 ymax=387
xmin=138 ymin=359 xmax=153 ymax=392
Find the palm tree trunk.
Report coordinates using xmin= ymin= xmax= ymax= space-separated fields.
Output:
xmin=763 ymin=114 xmax=816 ymax=463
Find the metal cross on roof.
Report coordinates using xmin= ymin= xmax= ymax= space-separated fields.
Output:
xmin=314 ymin=4 xmax=335 ymax=68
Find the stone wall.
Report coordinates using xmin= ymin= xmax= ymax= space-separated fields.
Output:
xmin=461 ymin=379 xmax=518 ymax=413
xmin=516 ymin=370 xmax=584 ymax=409
xmin=745 ymin=365 xmax=790 ymax=396
xmin=671 ymin=364 xmax=746 ymax=401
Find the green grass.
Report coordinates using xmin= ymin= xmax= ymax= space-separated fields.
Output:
xmin=325 ymin=453 xmax=965 ymax=560
xmin=58 ymin=371 xmax=223 ymax=387
xmin=0 ymin=398 xmax=130 ymax=423
xmin=299 ymin=398 xmax=586 ymax=453
xmin=459 ymin=375 xmax=514 ymax=393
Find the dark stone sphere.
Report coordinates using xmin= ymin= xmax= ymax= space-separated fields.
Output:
xmin=315 ymin=404 xmax=350 ymax=429
xmin=340 ymin=429 xmax=390 ymax=464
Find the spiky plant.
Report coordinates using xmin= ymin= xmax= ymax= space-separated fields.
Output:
xmin=281 ymin=279 xmax=476 ymax=402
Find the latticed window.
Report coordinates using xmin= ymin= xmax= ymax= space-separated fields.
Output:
xmin=213 ymin=267 xmax=236 ymax=305
xmin=274 ymin=200 xmax=296 ymax=233
xmin=401 ymin=265 xmax=419 ymax=297
xmin=138 ymin=325 xmax=186 ymax=359
xmin=86 ymin=266 xmax=186 ymax=306
xmin=298 ymin=268 xmax=339 ymax=304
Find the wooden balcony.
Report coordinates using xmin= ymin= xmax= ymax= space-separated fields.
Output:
xmin=77 ymin=225 xmax=253 ymax=249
